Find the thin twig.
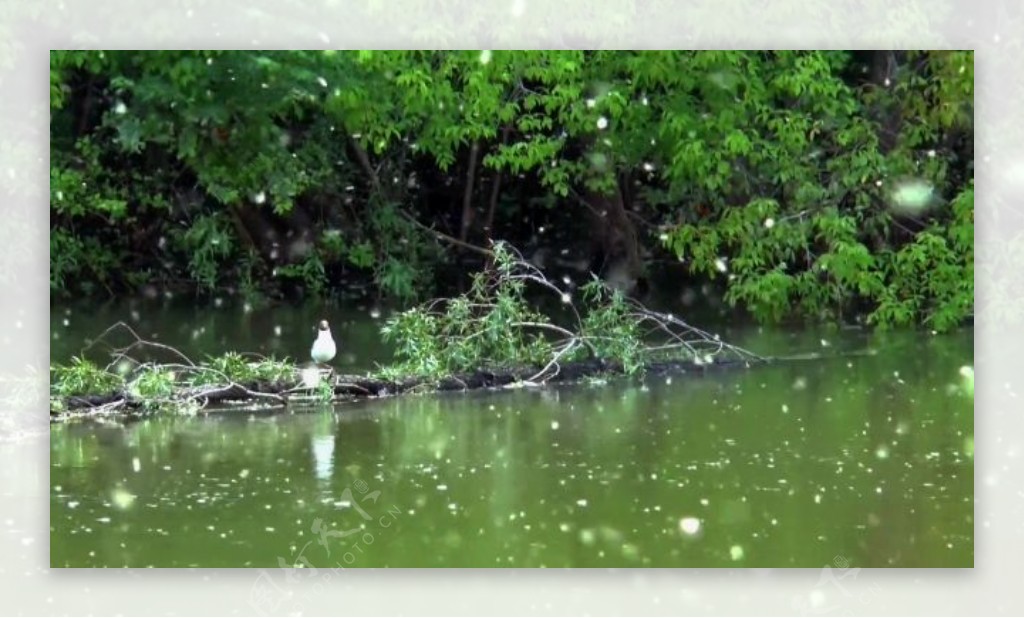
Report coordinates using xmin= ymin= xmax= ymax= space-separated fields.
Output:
xmin=399 ymin=209 xmax=494 ymax=256
xmin=82 ymin=321 xmax=197 ymax=369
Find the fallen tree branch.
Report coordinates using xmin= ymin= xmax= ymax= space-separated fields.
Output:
xmin=51 ymin=242 xmax=768 ymax=421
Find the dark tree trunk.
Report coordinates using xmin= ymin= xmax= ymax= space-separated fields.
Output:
xmin=460 ymin=140 xmax=481 ymax=242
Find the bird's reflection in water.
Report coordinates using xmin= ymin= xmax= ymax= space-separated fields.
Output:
xmin=311 ymin=433 xmax=335 ymax=483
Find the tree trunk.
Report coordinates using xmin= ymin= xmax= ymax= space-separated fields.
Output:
xmin=483 ymin=127 xmax=511 ymax=241
xmin=583 ymin=179 xmax=643 ymax=293
xmin=869 ymin=50 xmax=906 ymax=154
xmin=460 ymin=140 xmax=481 ymax=242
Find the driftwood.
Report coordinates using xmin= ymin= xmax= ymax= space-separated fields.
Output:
xmin=54 ymin=355 xmax=762 ymax=420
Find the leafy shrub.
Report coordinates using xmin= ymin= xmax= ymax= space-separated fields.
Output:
xmin=50 ymin=357 xmax=123 ymax=397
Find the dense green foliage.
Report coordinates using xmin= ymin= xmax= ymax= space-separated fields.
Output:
xmin=380 ymin=242 xmax=647 ymax=379
xmin=51 ymin=50 xmax=973 ymax=329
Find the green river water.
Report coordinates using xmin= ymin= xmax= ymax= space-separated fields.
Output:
xmin=50 ymin=301 xmax=973 ymax=568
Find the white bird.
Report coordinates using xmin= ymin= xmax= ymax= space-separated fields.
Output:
xmin=311 ymin=319 xmax=337 ymax=365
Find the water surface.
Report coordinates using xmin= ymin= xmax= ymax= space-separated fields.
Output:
xmin=50 ymin=310 xmax=973 ymax=568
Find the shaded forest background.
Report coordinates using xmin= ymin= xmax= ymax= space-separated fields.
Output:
xmin=49 ymin=50 xmax=973 ymax=331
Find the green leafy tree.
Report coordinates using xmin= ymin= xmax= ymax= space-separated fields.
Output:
xmin=50 ymin=50 xmax=973 ymax=330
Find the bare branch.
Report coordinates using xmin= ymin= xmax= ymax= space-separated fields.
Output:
xmin=399 ymin=209 xmax=494 ymax=256
xmin=528 ymin=339 xmax=581 ymax=383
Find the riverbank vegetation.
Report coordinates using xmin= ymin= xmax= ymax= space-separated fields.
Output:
xmin=51 ymin=50 xmax=973 ymax=331
xmin=50 ymin=243 xmax=763 ymax=418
